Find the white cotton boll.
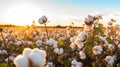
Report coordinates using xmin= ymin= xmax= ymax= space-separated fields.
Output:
xmin=105 ymin=55 xmax=116 ymax=66
xmin=75 ymin=37 xmax=84 ymax=49
xmin=38 ymin=15 xmax=47 ymax=24
xmin=32 ymin=48 xmax=45 ymax=59
xmin=5 ymin=56 xmax=15 ymax=62
xmin=59 ymin=48 xmax=64 ymax=55
xmin=54 ymin=48 xmax=59 ymax=54
xmin=88 ymin=15 xmax=94 ymax=22
xmin=75 ymin=38 xmax=81 ymax=46
xmin=71 ymin=65 xmax=75 ymax=67
xmin=28 ymin=53 xmax=44 ymax=67
xmin=115 ymin=24 xmax=119 ymax=29
xmin=27 ymin=41 xmax=32 ymax=45
xmin=47 ymin=38 xmax=55 ymax=46
xmin=71 ymin=59 xmax=77 ymax=65
xmin=53 ymin=43 xmax=58 ymax=48
xmin=92 ymin=45 xmax=103 ymax=55
xmin=39 ymin=50 xmax=47 ymax=62
xmin=32 ymin=48 xmax=46 ymax=62
xmin=70 ymin=43 xmax=76 ymax=49
xmin=76 ymin=42 xmax=84 ymax=49
xmin=99 ymin=36 xmax=108 ymax=45
xmin=22 ymin=48 xmax=32 ymax=58
xmin=15 ymin=41 xmax=22 ymax=46
xmin=108 ymin=44 xmax=115 ymax=50
xmin=46 ymin=62 xmax=54 ymax=67
xmin=77 ymin=31 xmax=87 ymax=42
xmin=47 ymin=38 xmax=58 ymax=47
xmin=9 ymin=56 xmax=15 ymax=61
xmin=66 ymin=30 xmax=71 ymax=37
xmin=2 ymin=50 xmax=7 ymax=55
xmin=36 ymin=40 xmax=42 ymax=47
xmin=14 ymin=55 xmax=29 ymax=67
xmin=46 ymin=65 xmax=49 ymax=67
xmin=118 ymin=44 xmax=120 ymax=48
xmin=61 ymin=37 xmax=67 ymax=41
xmin=33 ymin=31 xmax=37 ymax=35
xmin=79 ymin=51 xmax=86 ymax=59
xmin=54 ymin=48 xmax=63 ymax=55
xmin=70 ymin=36 xmax=77 ymax=43
xmin=76 ymin=62 xmax=82 ymax=67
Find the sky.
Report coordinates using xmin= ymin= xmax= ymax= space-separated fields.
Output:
xmin=0 ymin=0 xmax=120 ymax=26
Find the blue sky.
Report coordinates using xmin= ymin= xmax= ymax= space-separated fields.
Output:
xmin=51 ymin=0 xmax=120 ymax=8
xmin=0 ymin=0 xmax=120 ymax=26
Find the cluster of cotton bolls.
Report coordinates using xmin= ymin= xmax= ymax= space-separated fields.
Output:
xmin=5 ymin=55 xmax=15 ymax=62
xmin=0 ymin=50 xmax=7 ymax=55
xmin=92 ymin=45 xmax=103 ymax=55
xmin=105 ymin=55 xmax=116 ymax=67
xmin=79 ymin=51 xmax=86 ymax=59
xmin=14 ymin=48 xmax=46 ymax=67
xmin=46 ymin=38 xmax=58 ymax=48
xmin=54 ymin=48 xmax=64 ymax=55
xmin=70 ymin=31 xmax=87 ymax=49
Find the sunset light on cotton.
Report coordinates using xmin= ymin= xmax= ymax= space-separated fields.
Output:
xmin=0 ymin=0 xmax=120 ymax=26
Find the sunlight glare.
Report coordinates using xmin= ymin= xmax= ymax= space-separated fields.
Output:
xmin=2 ymin=3 xmax=43 ymax=25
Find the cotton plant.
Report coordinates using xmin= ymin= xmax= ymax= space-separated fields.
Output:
xmin=38 ymin=15 xmax=49 ymax=39
xmin=14 ymin=48 xmax=46 ymax=67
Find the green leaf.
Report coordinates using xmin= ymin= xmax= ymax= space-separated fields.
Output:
xmin=9 ymin=45 xmax=15 ymax=51
xmin=87 ymin=36 xmax=93 ymax=43
xmin=58 ymin=39 xmax=64 ymax=46
xmin=95 ymin=24 xmax=104 ymax=34
xmin=0 ymin=63 xmax=8 ymax=67
xmin=31 ymin=42 xmax=36 ymax=49
xmin=92 ymin=62 xmax=96 ymax=67
xmin=106 ymin=37 xmax=113 ymax=44
xmin=117 ymin=63 xmax=120 ymax=67
xmin=63 ymin=59 xmax=71 ymax=67
xmin=58 ymin=54 xmax=64 ymax=59
xmin=84 ymin=43 xmax=92 ymax=55
xmin=98 ymin=23 xmax=103 ymax=29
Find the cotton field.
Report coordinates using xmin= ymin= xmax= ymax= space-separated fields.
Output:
xmin=0 ymin=15 xmax=120 ymax=67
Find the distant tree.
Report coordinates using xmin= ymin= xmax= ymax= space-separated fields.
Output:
xmin=56 ymin=25 xmax=63 ymax=28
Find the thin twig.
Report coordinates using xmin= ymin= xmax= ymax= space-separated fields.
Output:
xmin=44 ymin=24 xmax=49 ymax=40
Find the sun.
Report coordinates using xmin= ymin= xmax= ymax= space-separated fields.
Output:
xmin=1 ymin=3 xmax=43 ymax=26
